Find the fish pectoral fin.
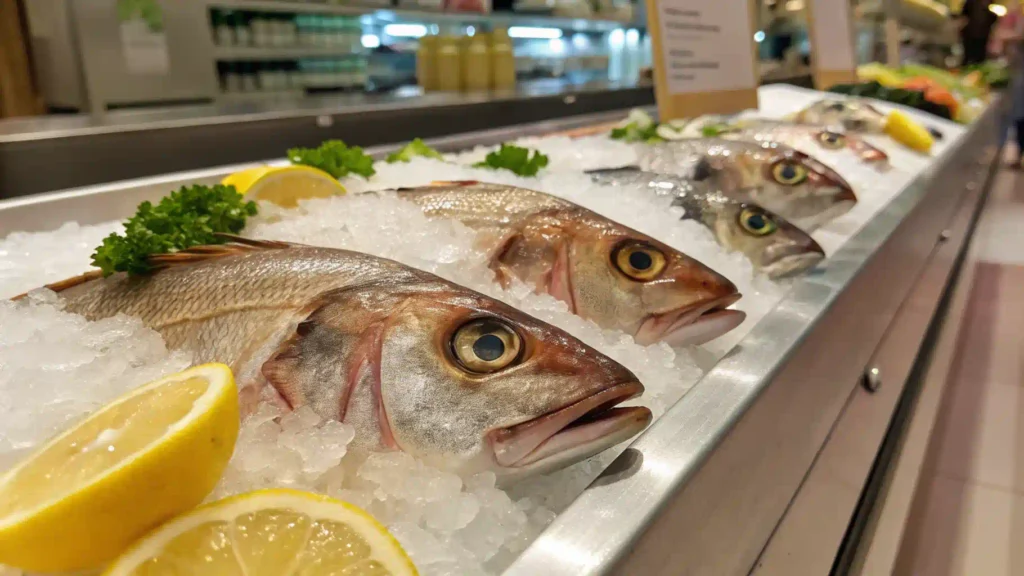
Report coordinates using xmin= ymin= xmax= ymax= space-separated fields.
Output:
xmin=485 ymin=231 xmax=523 ymax=289
xmin=149 ymin=236 xmax=294 ymax=269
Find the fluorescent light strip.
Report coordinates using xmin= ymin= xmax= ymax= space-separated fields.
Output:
xmin=384 ymin=23 xmax=427 ymax=38
xmin=508 ymin=26 xmax=563 ymax=39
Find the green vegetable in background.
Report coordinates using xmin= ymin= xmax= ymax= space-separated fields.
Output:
xmin=386 ymin=138 xmax=444 ymax=163
xmin=117 ymin=0 xmax=163 ymax=32
xmin=610 ymin=123 xmax=663 ymax=143
xmin=474 ymin=144 xmax=550 ymax=177
xmin=91 ymin=185 xmax=258 ymax=276
xmin=287 ymin=140 xmax=376 ymax=179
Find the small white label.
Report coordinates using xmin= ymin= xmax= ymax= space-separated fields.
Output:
xmin=810 ymin=0 xmax=856 ymax=71
xmin=655 ymin=1 xmax=757 ymax=95
xmin=120 ymin=19 xmax=170 ymax=75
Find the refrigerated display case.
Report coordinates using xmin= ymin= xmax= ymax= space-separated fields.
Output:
xmin=0 ymin=85 xmax=1001 ymax=575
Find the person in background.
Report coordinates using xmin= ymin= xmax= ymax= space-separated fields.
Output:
xmin=959 ymin=0 xmax=998 ymax=66
xmin=765 ymin=2 xmax=795 ymax=61
xmin=991 ymin=0 xmax=1024 ymax=165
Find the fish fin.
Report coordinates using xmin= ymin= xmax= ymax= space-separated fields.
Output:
xmin=148 ymin=237 xmax=294 ymax=269
xmin=11 ymin=269 xmax=106 ymax=300
xmin=691 ymin=157 xmax=714 ymax=182
xmin=486 ymin=231 xmax=523 ymax=289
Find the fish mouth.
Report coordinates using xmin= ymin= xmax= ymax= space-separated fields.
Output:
xmin=634 ymin=293 xmax=745 ymax=347
xmin=490 ymin=381 xmax=652 ymax=468
xmin=764 ymin=249 xmax=826 ymax=278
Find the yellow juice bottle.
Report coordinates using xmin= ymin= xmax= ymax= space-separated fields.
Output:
xmin=464 ymin=33 xmax=491 ymax=91
xmin=436 ymin=35 xmax=462 ymax=91
xmin=490 ymin=28 xmax=516 ymax=90
xmin=416 ymin=35 xmax=438 ymax=91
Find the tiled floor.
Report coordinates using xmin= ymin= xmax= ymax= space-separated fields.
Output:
xmin=894 ymin=163 xmax=1024 ymax=575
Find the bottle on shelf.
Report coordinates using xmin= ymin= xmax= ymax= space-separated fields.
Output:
xmin=234 ymin=11 xmax=252 ymax=47
xmin=211 ymin=10 xmax=234 ymax=46
xmin=463 ymin=32 xmax=490 ymax=92
xmin=251 ymin=12 xmax=269 ymax=47
xmin=436 ymin=35 xmax=462 ymax=91
xmin=490 ymin=28 xmax=516 ymax=90
xmin=417 ymin=35 xmax=438 ymax=91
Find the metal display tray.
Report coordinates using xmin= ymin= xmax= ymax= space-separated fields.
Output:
xmin=0 ymin=104 xmax=1002 ymax=575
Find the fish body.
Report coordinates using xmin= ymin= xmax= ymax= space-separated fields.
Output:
xmin=48 ymin=240 xmax=652 ymax=482
xmin=590 ymin=169 xmax=825 ymax=278
xmin=791 ymin=99 xmax=889 ymax=133
xmin=717 ymin=120 xmax=890 ymax=166
xmin=633 ymin=138 xmax=857 ymax=231
xmin=393 ymin=181 xmax=745 ymax=347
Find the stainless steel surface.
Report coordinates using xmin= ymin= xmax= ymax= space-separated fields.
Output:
xmin=0 ymin=82 xmax=653 ymax=198
xmin=750 ymin=149 xmax=992 ymax=575
xmin=0 ymin=108 xmax=639 ymax=233
xmin=851 ymin=196 xmax=983 ymax=576
xmin=864 ymin=367 xmax=883 ymax=393
xmin=504 ymin=104 xmax=1000 ymax=576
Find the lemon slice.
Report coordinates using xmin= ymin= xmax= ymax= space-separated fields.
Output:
xmin=0 ymin=364 xmax=239 ymax=572
xmin=884 ymin=110 xmax=934 ymax=153
xmin=104 ymin=488 xmax=419 ymax=576
xmin=223 ymin=165 xmax=347 ymax=208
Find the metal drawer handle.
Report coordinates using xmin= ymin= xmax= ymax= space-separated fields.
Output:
xmin=939 ymin=229 xmax=952 ymax=243
xmin=863 ymin=367 xmax=881 ymax=392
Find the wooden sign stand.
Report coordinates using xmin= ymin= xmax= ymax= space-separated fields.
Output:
xmin=643 ymin=0 xmax=761 ymax=121
xmin=806 ymin=0 xmax=860 ymax=89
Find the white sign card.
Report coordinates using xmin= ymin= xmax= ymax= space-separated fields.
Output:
xmin=809 ymin=0 xmax=857 ymax=72
xmin=654 ymin=1 xmax=758 ymax=95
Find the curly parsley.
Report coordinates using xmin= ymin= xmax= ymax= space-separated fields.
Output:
xmin=91 ymin=184 xmax=258 ymax=276
xmin=473 ymin=144 xmax=550 ymax=177
xmin=287 ymin=139 xmax=376 ymax=178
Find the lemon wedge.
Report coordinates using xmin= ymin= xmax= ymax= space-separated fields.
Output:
xmin=104 ymin=488 xmax=419 ymax=576
xmin=0 ymin=364 xmax=239 ymax=572
xmin=223 ymin=165 xmax=347 ymax=208
xmin=884 ymin=110 xmax=934 ymax=153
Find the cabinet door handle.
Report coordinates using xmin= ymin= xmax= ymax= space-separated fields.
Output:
xmin=863 ymin=367 xmax=882 ymax=393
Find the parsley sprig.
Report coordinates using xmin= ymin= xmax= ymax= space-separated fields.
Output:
xmin=91 ymin=184 xmax=258 ymax=276
xmin=287 ymin=140 xmax=376 ymax=178
xmin=473 ymin=144 xmax=549 ymax=177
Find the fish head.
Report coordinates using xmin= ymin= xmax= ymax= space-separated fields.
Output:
xmin=709 ymin=199 xmax=825 ymax=278
xmin=701 ymin=141 xmax=857 ymax=230
xmin=371 ymin=287 xmax=653 ymax=480
xmin=796 ymin=99 xmax=888 ymax=133
xmin=511 ymin=209 xmax=745 ymax=347
xmin=810 ymin=128 xmax=890 ymax=167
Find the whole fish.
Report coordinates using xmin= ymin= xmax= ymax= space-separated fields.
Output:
xmin=792 ymin=98 xmax=944 ymax=141
xmin=715 ymin=120 xmax=890 ymax=166
xmin=791 ymin=98 xmax=889 ymax=133
xmin=37 ymin=239 xmax=653 ymax=482
xmin=631 ymin=138 xmax=857 ymax=231
xmin=590 ymin=169 xmax=825 ymax=278
xmin=392 ymin=181 xmax=745 ymax=347
xmin=664 ymin=116 xmax=889 ymax=166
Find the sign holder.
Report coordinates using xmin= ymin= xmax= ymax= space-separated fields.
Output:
xmin=806 ymin=0 xmax=860 ymax=89
xmin=643 ymin=0 xmax=761 ymax=120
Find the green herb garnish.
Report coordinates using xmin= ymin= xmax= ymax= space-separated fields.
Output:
xmin=287 ymin=140 xmax=376 ymax=178
xmin=473 ymin=144 xmax=550 ymax=177
xmin=700 ymin=123 xmax=732 ymax=137
xmin=610 ymin=123 xmax=661 ymax=143
xmin=91 ymin=184 xmax=258 ymax=276
xmin=386 ymin=138 xmax=444 ymax=163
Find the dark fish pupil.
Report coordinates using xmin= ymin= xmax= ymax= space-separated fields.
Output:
xmin=629 ymin=251 xmax=653 ymax=270
xmin=474 ymin=334 xmax=505 ymax=362
xmin=747 ymin=214 xmax=765 ymax=229
xmin=780 ymin=165 xmax=797 ymax=180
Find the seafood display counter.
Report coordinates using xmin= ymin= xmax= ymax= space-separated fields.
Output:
xmin=0 ymin=84 xmax=1001 ymax=576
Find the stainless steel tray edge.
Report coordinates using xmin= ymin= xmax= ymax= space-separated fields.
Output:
xmin=504 ymin=104 xmax=1001 ymax=575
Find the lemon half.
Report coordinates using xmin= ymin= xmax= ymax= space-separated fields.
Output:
xmin=223 ymin=165 xmax=346 ymax=208
xmin=0 ymin=364 xmax=239 ymax=572
xmin=104 ymin=488 xmax=419 ymax=576
xmin=884 ymin=110 xmax=935 ymax=153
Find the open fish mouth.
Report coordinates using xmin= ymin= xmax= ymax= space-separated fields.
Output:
xmin=490 ymin=382 xmax=652 ymax=469
xmin=634 ymin=294 xmax=744 ymax=347
xmin=763 ymin=242 xmax=826 ymax=279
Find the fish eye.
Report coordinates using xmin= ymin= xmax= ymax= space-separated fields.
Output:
xmin=452 ymin=319 xmax=522 ymax=374
xmin=827 ymin=102 xmax=847 ymax=112
xmin=817 ymin=131 xmax=845 ymax=150
xmin=738 ymin=207 xmax=778 ymax=236
xmin=770 ymin=161 xmax=808 ymax=186
xmin=613 ymin=241 xmax=667 ymax=282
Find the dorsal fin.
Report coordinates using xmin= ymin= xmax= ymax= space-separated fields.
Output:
xmin=148 ymin=235 xmax=294 ymax=269
xmin=12 ymin=235 xmax=296 ymax=301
